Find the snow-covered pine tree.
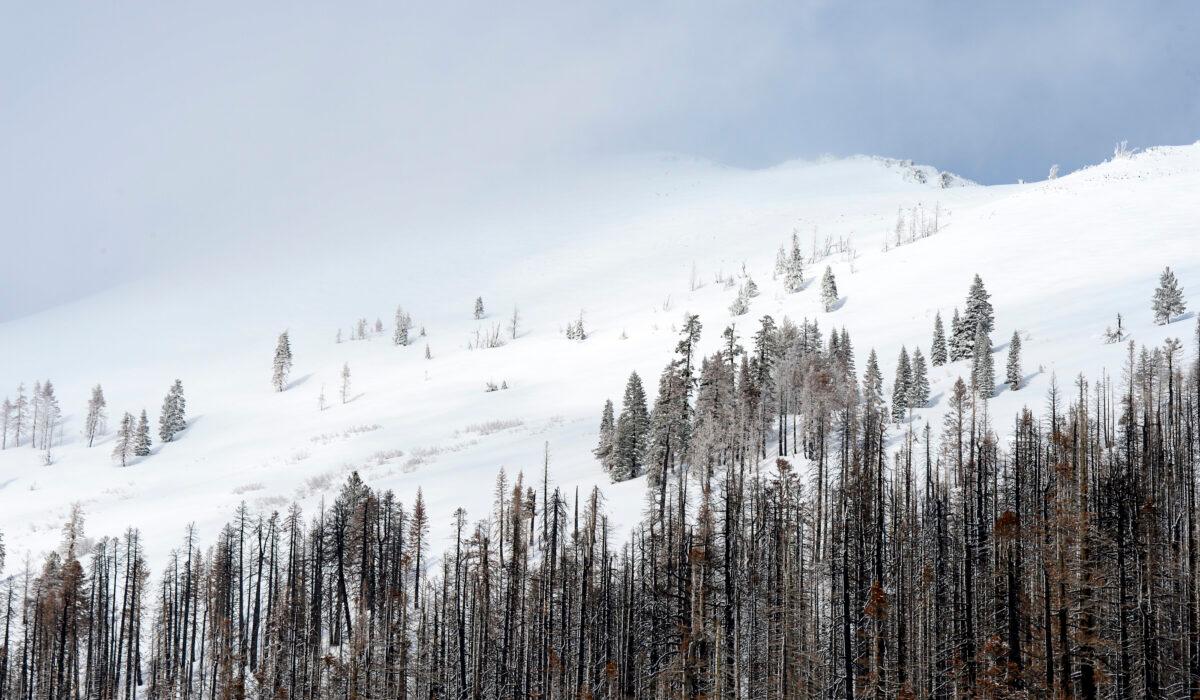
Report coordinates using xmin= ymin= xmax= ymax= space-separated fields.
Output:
xmin=891 ymin=347 xmax=912 ymax=421
xmin=612 ymin=372 xmax=649 ymax=481
xmin=11 ymin=383 xmax=27 ymax=447
xmin=473 ymin=297 xmax=485 ymax=320
xmin=355 ymin=318 xmax=368 ymax=340
xmin=336 ymin=329 xmax=343 ymax=344
xmin=30 ymin=380 xmax=41 ymax=450
xmin=774 ymin=244 xmax=786 ymax=280
xmin=931 ymin=312 xmax=948 ymax=366
xmin=425 ymin=343 xmax=431 ymax=360
xmin=949 ymin=308 xmax=972 ymax=362
xmin=38 ymin=381 xmax=60 ymax=450
xmin=393 ymin=306 xmax=413 ymax=346
xmin=374 ymin=318 xmax=383 ymax=334
xmin=785 ymin=231 xmax=805 ymax=293
xmin=745 ymin=277 xmax=760 ymax=298
xmin=158 ymin=380 xmax=187 ymax=442
xmin=863 ymin=349 xmax=884 ymax=415
xmin=1152 ymin=265 xmax=1186 ymax=324
xmin=971 ymin=324 xmax=995 ymax=396
xmin=318 ymin=384 xmax=327 ymax=411
xmin=341 ymin=363 xmax=352 ymax=404
xmin=909 ymin=347 xmax=930 ymax=408
xmin=963 ymin=274 xmax=994 ymax=334
xmin=729 ymin=285 xmax=749 ymax=316
xmin=820 ymin=266 xmax=838 ymax=312
xmin=134 ymin=409 xmax=152 ymax=457
xmin=112 ymin=412 xmax=135 ymax=466
xmin=1006 ymin=330 xmax=1023 ymax=390
xmin=593 ymin=399 xmax=616 ymax=473
xmin=0 ymin=397 xmax=11 ymax=449
xmin=272 ymin=331 xmax=293 ymax=392
xmin=84 ymin=384 xmax=107 ymax=447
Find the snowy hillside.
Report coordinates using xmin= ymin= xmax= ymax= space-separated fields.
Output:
xmin=2 ymin=142 xmax=1199 ymax=569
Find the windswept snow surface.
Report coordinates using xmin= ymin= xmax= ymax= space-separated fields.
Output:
xmin=2 ymin=144 xmax=1199 ymax=571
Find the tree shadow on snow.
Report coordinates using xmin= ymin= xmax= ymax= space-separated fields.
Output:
xmin=288 ymin=373 xmax=314 ymax=390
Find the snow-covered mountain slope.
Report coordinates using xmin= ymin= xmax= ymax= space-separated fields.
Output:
xmin=2 ymin=144 xmax=1199 ymax=570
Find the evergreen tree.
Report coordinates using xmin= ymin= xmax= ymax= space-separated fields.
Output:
xmin=930 ymin=311 xmax=948 ymax=366
xmin=393 ymin=306 xmax=413 ymax=346
xmin=784 ymin=231 xmax=805 ymax=293
xmin=593 ymin=399 xmax=616 ymax=473
xmin=84 ymin=384 xmax=107 ymax=447
xmin=134 ymin=409 xmax=152 ymax=457
xmin=773 ymin=244 xmax=786 ymax=280
xmin=729 ymin=285 xmax=749 ymax=316
xmin=159 ymin=380 xmax=186 ymax=442
xmin=272 ymin=331 xmax=293 ymax=392
xmin=744 ymin=277 xmax=760 ymax=298
xmin=971 ymin=324 xmax=995 ymax=396
xmin=425 ymin=343 xmax=432 ymax=360
xmin=863 ymin=349 xmax=884 ymax=415
xmin=963 ymin=274 xmax=994 ymax=334
xmin=949 ymin=308 xmax=972 ymax=362
xmin=820 ymin=266 xmax=838 ymax=311
xmin=612 ymin=372 xmax=649 ymax=481
xmin=0 ymin=397 xmax=11 ymax=449
xmin=112 ymin=412 xmax=135 ymax=466
xmin=1006 ymin=330 xmax=1023 ymax=390
xmin=38 ymin=380 xmax=60 ymax=449
xmin=10 ymin=383 xmax=26 ymax=447
xmin=473 ymin=297 xmax=485 ymax=320
xmin=909 ymin=347 xmax=930 ymax=408
xmin=891 ymin=347 xmax=912 ymax=421
xmin=1152 ymin=265 xmax=1186 ymax=324
xmin=341 ymin=363 xmax=352 ymax=404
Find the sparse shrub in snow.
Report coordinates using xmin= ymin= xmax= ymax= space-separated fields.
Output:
xmin=462 ymin=418 xmax=523 ymax=436
xmin=1152 ymin=266 xmax=1186 ymax=324
xmin=509 ymin=306 xmax=520 ymax=339
xmin=367 ymin=448 xmax=405 ymax=465
xmin=485 ymin=380 xmax=499 ymax=392
xmin=1113 ymin=140 xmax=1137 ymax=160
xmin=471 ymin=323 xmax=506 ymax=349
xmin=232 ymin=482 xmax=264 ymax=495
xmin=1048 ymin=164 xmax=1059 ymax=180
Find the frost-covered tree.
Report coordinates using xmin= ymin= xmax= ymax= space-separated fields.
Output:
xmin=159 ymin=380 xmax=186 ymax=442
xmin=272 ymin=331 xmax=293 ymax=392
xmin=972 ymin=325 xmax=994 ymax=396
xmin=909 ymin=347 xmax=930 ymax=408
xmin=134 ymin=409 xmax=152 ymax=457
xmin=593 ymin=399 xmax=616 ymax=473
xmin=773 ymin=244 xmax=786 ymax=280
xmin=473 ymin=296 xmax=485 ymax=320
xmin=0 ymin=397 xmax=11 ymax=449
xmin=1152 ymin=266 xmax=1186 ymax=324
xmin=891 ymin=347 xmax=912 ymax=421
xmin=949 ymin=308 xmax=973 ymax=362
xmin=318 ymin=384 xmax=327 ymax=411
xmin=744 ymin=277 xmax=760 ymax=298
xmin=963 ymin=274 xmax=994 ymax=335
xmin=784 ymin=231 xmax=805 ymax=293
xmin=565 ymin=312 xmax=588 ymax=341
xmin=112 ymin=412 xmax=135 ymax=466
xmin=374 ymin=318 xmax=383 ymax=334
xmin=336 ymin=328 xmax=343 ymax=344
xmin=612 ymin=372 xmax=649 ymax=481
xmin=341 ymin=363 xmax=352 ymax=404
xmin=863 ymin=349 xmax=884 ymax=415
xmin=931 ymin=312 xmax=948 ymax=366
xmin=1006 ymin=331 xmax=1023 ymax=390
xmin=84 ymin=384 xmax=107 ymax=447
xmin=10 ymin=383 xmax=27 ymax=447
xmin=393 ymin=306 xmax=413 ymax=346
xmin=509 ymin=306 xmax=520 ymax=340
xmin=729 ymin=285 xmax=749 ymax=316
xmin=820 ymin=266 xmax=838 ymax=312
xmin=37 ymin=380 xmax=61 ymax=450
xmin=425 ymin=343 xmax=432 ymax=360
xmin=355 ymin=318 xmax=368 ymax=340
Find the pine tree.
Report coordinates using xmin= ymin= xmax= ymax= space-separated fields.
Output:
xmin=0 ymin=397 xmax=11 ymax=449
xmin=341 ymin=363 xmax=352 ymax=404
xmin=963 ymin=274 xmax=994 ymax=334
xmin=84 ymin=384 xmax=107 ymax=447
xmin=318 ymin=384 xmax=328 ymax=411
xmin=1006 ymin=331 xmax=1022 ymax=390
xmin=891 ymin=347 xmax=912 ymax=421
xmin=972 ymin=324 xmax=994 ymax=396
xmin=863 ymin=349 xmax=884 ymax=414
xmin=473 ymin=297 xmax=485 ymax=320
xmin=425 ymin=343 xmax=432 ymax=360
xmin=393 ymin=306 xmax=413 ymax=346
xmin=820 ymin=266 xmax=838 ymax=311
xmin=112 ymin=412 xmax=135 ymax=466
xmin=1152 ymin=265 xmax=1186 ymax=324
xmin=729 ymin=285 xmax=749 ymax=316
xmin=134 ymin=410 xmax=152 ymax=457
xmin=11 ymin=383 xmax=26 ymax=447
xmin=774 ymin=244 xmax=786 ymax=280
xmin=931 ymin=312 xmax=948 ymax=366
xmin=593 ymin=400 xmax=616 ymax=473
xmin=272 ymin=331 xmax=293 ymax=392
xmin=612 ymin=372 xmax=649 ymax=481
xmin=159 ymin=380 xmax=186 ymax=442
xmin=38 ymin=381 xmax=60 ymax=450
xmin=949 ymin=308 xmax=972 ymax=362
xmin=744 ymin=277 xmax=760 ymax=298
xmin=785 ymin=231 xmax=805 ymax=293
xmin=909 ymin=347 xmax=930 ymax=408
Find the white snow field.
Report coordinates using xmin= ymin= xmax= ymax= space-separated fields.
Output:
xmin=2 ymin=143 xmax=1199 ymax=572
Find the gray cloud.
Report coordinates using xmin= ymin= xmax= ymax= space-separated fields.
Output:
xmin=2 ymin=1 xmax=1197 ymax=318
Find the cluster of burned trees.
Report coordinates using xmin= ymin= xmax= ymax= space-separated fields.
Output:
xmin=5 ymin=318 xmax=1200 ymax=698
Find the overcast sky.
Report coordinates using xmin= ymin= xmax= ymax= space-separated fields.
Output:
xmin=2 ymin=2 xmax=1198 ymax=319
